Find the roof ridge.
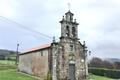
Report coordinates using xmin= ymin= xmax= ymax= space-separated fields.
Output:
xmin=21 ymin=43 xmax=51 ymax=54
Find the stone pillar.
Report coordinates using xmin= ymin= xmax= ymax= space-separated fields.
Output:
xmin=52 ymin=43 xmax=58 ymax=80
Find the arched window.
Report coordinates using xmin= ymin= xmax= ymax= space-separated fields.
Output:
xmin=72 ymin=27 xmax=76 ymax=37
xmin=66 ymin=26 xmax=70 ymax=37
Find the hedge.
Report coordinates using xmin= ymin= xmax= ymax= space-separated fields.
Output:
xmin=88 ymin=67 xmax=120 ymax=79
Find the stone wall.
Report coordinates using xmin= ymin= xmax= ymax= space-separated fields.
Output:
xmin=18 ymin=49 xmax=50 ymax=79
xmin=56 ymin=38 xmax=86 ymax=80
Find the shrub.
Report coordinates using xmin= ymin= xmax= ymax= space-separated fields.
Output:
xmin=88 ymin=67 xmax=120 ymax=79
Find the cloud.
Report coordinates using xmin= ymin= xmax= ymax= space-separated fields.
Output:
xmin=0 ymin=0 xmax=19 ymax=18
xmin=75 ymin=0 xmax=120 ymax=58
xmin=0 ymin=0 xmax=120 ymax=58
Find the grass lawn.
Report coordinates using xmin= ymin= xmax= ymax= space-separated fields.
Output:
xmin=0 ymin=60 xmax=16 ymax=71
xmin=0 ymin=60 xmax=37 ymax=80
xmin=0 ymin=69 xmax=37 ymax=80
xmin=0 ymin=60 xmax=116 ymax=80
xmin=89 ymin=74 xmax=114 ymax=80
xmin=0 ymin=60 xmax=15 ymax=65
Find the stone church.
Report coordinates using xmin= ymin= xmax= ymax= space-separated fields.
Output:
xmin=18 ymin=10 xmax=88 ymax=80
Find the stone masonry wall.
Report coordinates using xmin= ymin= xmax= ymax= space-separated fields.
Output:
xmin=18 ymin=49 xmax=49 ymax=79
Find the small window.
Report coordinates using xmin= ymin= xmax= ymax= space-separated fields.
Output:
xmin=70 ymin=45 xmax=73 ymax=51
xmin=41 ymin=51 xmax=43 ymax=56
xmin=66 ymin=26 xmax=70 ymax=37
xmin=72 ymin=27 xmax=76 ymax=37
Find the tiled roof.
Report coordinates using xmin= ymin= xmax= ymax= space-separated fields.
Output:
xmin=21 ymin=44 xmax=51 ymax=54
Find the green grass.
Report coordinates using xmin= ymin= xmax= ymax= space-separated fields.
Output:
xmin=89 ymin=74 xmax=114 ymax=80
xmin=0 ymin=60 xmax=15 ymax=65
xmin=0 ymin=60 xmax=16 ymax=71
xmin=0 ymin=65 xmax=16 ymax=71
xmin=0 ymin=60 xmax=116 ymax=80
xmin=0 ymin=69 xmax=37 ymax=80
xmin=0 ymin=60 xmax=37 ymax=80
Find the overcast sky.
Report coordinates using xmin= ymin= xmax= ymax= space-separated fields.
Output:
xmin=0 ymin=0 xmax=120 ymax=59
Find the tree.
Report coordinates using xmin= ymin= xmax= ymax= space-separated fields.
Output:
xmin=102 ymin=60 xmax=114 ymax=69
xmin=114 ymin=62 xmax=120 ymax=69
xmin=89 ymin=57 xmax=103 ymax=68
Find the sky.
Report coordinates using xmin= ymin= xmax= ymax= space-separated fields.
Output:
xmin=0 ymin=0 xmax=120 ymax=59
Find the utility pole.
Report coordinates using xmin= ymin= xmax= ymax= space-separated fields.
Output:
xmin=16 ymin=44 xmax=19 ymax=65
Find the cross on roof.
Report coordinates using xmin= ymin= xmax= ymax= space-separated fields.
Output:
xmin=68 ymin=0 xmax=71 ymax=11
xmin=68 ymin=2 xmax=71 ymax=11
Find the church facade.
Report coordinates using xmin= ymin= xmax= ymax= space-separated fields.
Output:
xmin=18 ymin=10 xmax=88 ymax=80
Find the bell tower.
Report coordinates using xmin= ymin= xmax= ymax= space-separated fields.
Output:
xmin=55 ymin=10 xmax=87 ymax=80
xmin=60 ymin=10 xmax=79 ymax=39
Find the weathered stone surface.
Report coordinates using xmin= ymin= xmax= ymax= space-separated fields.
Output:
xmin=18 ymin=49 xmax=49 ymax=79
xmin=18 ymin=10 xmax=88 ymax=80
xmin=51 ymin=10 xmax=87 ymax=80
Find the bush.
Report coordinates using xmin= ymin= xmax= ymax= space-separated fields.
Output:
xmin=88 ymin=67 xmax=120 ymax=79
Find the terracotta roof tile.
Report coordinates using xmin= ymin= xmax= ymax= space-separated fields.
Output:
xmin=22 ymin=44 xmax=51 ymax=54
